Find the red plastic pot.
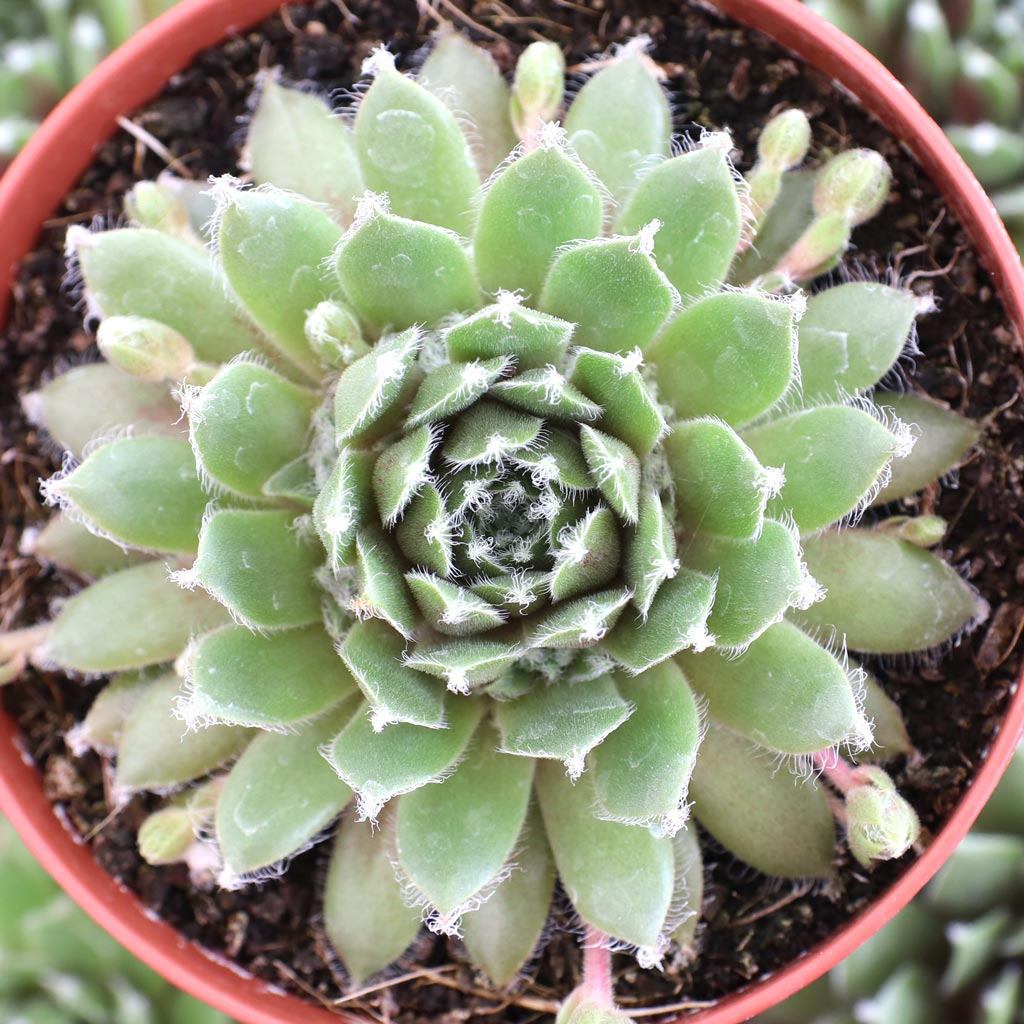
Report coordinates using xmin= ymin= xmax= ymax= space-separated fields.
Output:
xmin=0 ymin=1 xmax=1022 ymax=1021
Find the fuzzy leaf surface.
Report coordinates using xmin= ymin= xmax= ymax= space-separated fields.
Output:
xmin=671 ymin=825 xmax=704 ymax=950
xmin=446 ymin=303 xmax=574 ymax=370
xmin=623 ymin=490 xmax=678 ymax=618
xmin=353 ymin=529 xmax=420 ymax=639
xmin=796 ymin=529 xmax=983 ymax=653
xmin=407 ymin=356 xmax=511 ymax=428
xmin=579 ymin=425 xmax=640 ymax=523
xmin=313 ymin=447 xmax=374 ymax=570
xmin=31 ymin=514 xmax=146 ymax=578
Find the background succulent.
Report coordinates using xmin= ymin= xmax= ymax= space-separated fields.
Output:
xmin=0 ymin=27 xmax=987 ymax=1016
xmin=806 ymin=0 xmax=1024 ymax=251
xmin=0 ymin=815 xmax=231 ymax=1024
xmin=0 ymin=0 xmax=178 ymax=166
xmin=758 ymin=743 xmax=1024 ymax=1024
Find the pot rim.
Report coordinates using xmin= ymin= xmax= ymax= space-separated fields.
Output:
xmin=0 ymin=1 xmax=1021 ymax=1022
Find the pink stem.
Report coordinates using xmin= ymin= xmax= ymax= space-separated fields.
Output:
xmin=812 ymin=748 xmax=862 ymax=795
xmin=579 ymin=924 xmax=615 ymax=1007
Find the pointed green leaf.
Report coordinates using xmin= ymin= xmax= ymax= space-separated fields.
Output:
xmin=461 ymin=803 xmax=556 ymax=986
xmin=549 ymin=506 xmax=621 ymax=602
xmin=406 ymin=570 xmax=507 ymax=636
xmin=495 ymin=673 xmax=632 ymax=778
xmin=305 ymin=299 xmax=370 ymax=369
xmin=118 ymin=672 xmax=250 ymax=791
xmin=397 ymin=721 xmax=534 ymax=922
xmin=353 ymin=528 xmax=420 ymax=639
xmin=514 ymin=428 xmax=594 ymax=493
xmin=48 ymin=437 xmax=205 ymax=555
xmin=72 ymin=670 xmax=154 ymax=754
xmin=671 ymin=825 xmax=704 ymax=951
xmin=405 ymin=637 xmax=521 ymax=693
xmin=419 ymin=32 xmax=517 ymax=178
xmin=470 ymin=571 xmax=548 ymax=618
xmin=355 ymin=58 xmax=478 ymax=232
xmin=395 ymin=483 xmax=456 ymax=578
xmin=23 ymin=364 xmax=180 ymax=459
xmin=540 ymin=235 xmax=675 ymax=353
xmin=850 ymin=666 xmax=914 ymax=760
xmin=491 ymin=366 xmax=601 ymax=422
xmin=798 ymin=283 xmax=918 ymax=401
xmin=871 ymin=393 xmax=980 ymax=504
xmin=795 ymin=529 xmax=984 ymax=653
xmin=444 ymin=400 xmax=544 ymax=468
xmin=474 ymin=141 xmax=604 ymax=297
xmin=216 ymin=182 xmax=343 ymax=377
xmin=244 ymin=76 xmax=363 ymax=225
xmin=603 ymin=569 xmax=716 ymax=672
xmin=71 ymin=226 xmax=262 ymax=362
xmin=333 ymin=327 xmax=422 ymax=444
xmin=191 ymin=509 xmax=322 ymax=630
xmin=680 ymin=621 xmax=866 ymax=755
xmin=446 ymin=300 xmax=574 ymax=370
xmin=616 ymin=144 xmax=742 ymax=300
xmin=579 ymin=425 xmax=640 ymax=523
xmin=44 ymin=560 xmax=230 ymax=673
xmin=29 ymin=513 xmax=145 ymax=579
xmin=313 ymin=447 xmax=374 ymax=570
xmin=339 ymin=618 xmax=446 ymax=730
xmin=324 ymin=809 xmax=422 ymax=985
xmin=564 ymin=51 xmax=671 ymax=203
xmin=372 ymin=423 xmax=440 ymax=526
xmin=336 ymin=210 xmax=478 ymax=332
xmin=536 ymin=760 xmax=674 ymax=950
xmin=186 ymin=624 xmax=356 ymax=729
xmin=690 ymin=719 xmax=835 ymax=878
xmin=647 ymin=291 xmax=797 ymax=426
xmin=262 ymin=455 xmax=316 ymax=506
xmin=324 ymin=695 xmax=484 ymax=819
xmin=527 ymin=588 xmax=631 ymax=649
xmin=743 ymin=405 xmax=906 ymax=533
xmin=624 ymin=490 xmax=678 ymax=618
xmin=216 ymin=701 xmax=358 ymax=879
xmin=665 ymin=417 xmax=782 ymax=539
xmin=588 ymin=661 xmax=700 ymax=832
xmin=189 ymin=360 xmax=317 ymax=497
xmin=407 ymin=356 xmax=512 ymax=428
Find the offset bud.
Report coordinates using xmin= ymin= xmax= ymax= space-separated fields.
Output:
xmin=305 ymin=300 xmax=371 ymax=369
xmin=138 ymin=805 xmax=195 ymax=866
xmin=124 ymin=180 xmax=192 ymax=237
xmin=96 ymin=315 xmax=195 ymax=381
xmin=814 ymin=148 xmax=892 ymax=225
xmin=511 ymin=41 xmax=566 ymax=138
xmin=845 ymin=766 xmax=921 ymax=867
xmin=757 ymin=109 xmax=812 ymax=169
xmin=876 ymin=514 xmax=948 ymax=547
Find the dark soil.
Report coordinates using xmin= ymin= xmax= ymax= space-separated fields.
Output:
xmin=2 ymin=1 xmax=1022 ymax=1021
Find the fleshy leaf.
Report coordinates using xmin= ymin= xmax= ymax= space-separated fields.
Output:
xmin=526 ymin=588 xmax=632 ymax=648
xmin=396 ymin=721 xmax=534 ymax=924
xmin=615 ymin=144 xmax=742 ymax=300
xmin=354 ymin=59 xmax=479 ymax=234
xmin=244 ymin=76 xmax=363 ymax=226
xmin=336 ymin=210 xmax=478 ymax=333
xmin=372 ymin=423 xmax=440 ymax=526
xmin=118 ymin=672 xmax=250 ymax=791
xmin=647 ymin=291 xmax=796 ymax=426
xmin=474 ymin=141 xmax=604 ymax=297
xmin=191 ymin=509 xmax=323 ymax=630
xmin=871 ymin=392 xmax=980 ymax=504
xmin=324 ymin=809 xmax=422 ymax=985
xmin=406 ymin=571 xmax=507 ymax=637
xmin=29 ymin=513 xmax=145 ymax=578
xmin=461 ymin=803 xmax=556 ymax=986
xmin=407 ymin=356 xmax=512 ymax=428
xmin=495 ymin=673 xmax=633 ymax=779
xmin=418 ymin=32 xmax=517 ymax=179
xmin=216 ymin=701 xmax=357 ymax=879
xmin=536 ymin=760 xmax=675 ymax=950
xmin=588 ymin=661 xmax=700 ymax=832
xmin=23 ymin=364 xmax=180 ymax=459
xmin=215 ymin=182 xmax=343 ymax=377
xmin=395 ymin=483 xmax=456 ymax=579
xmin=579 ymin=425 xmax=640 ymax=523
xmin=540 ymin=235 xmax=675 ymax=353
xmin=405 ymin=637 xmax=522 ymax=693
xmin=564 ymin=50 xmax=671 ymax=203
xmin=44 ymin=561 xmax=230 ymax=673
xmin=797 ymin=283 xmax=918 ymax=400
xmin=603 ymin=570 xmax=716 ymax=673
xmin=671 ymin=825 xmax=704 ymax=951
xmin=624 ymin=490 xmax=678 ymax=618
xmin=443 ymin=401 xmax=544 ymax=469
xmin=339 ymin=618 xmax=446 ymax=730
xmin=571 ymin=347 xmax=667 ymax=456
xmin=796 ymin=529 xmax=984 ymax=653
xmin=515 ymin=429 xmax=593 ymax=492
xmin=743 ymin=405 xmax=906 ymax=533
xmin=353 ymin=529 xmax=420 ymax=639
xmin=684 ymin=519 xmax=813 ymax=649
xmin=48 ymin=437 xmax=205 ymax=555
xmin=71 ymin=670 xmax=154 ymax=754
xmin=313 ymin=447 xmax=374 ymax=570
xmin=689 ymin=718 xmax=836 ymax=878
xmin=491 ymin=367 xmax=601 ymax=422
xmin=446 ymin=300 xmax=574 ymax=370
xmin=665 ymin=418 xmax=783 ymax=540
xmin=850 ymin=666 xmax=914 ymax=760
xmin=189 ymin=361 xmax=318 ymax=497
xmin=679 ymin=621 xmax=867 ymax=755
xmin=70 ymin=226 xmax=262 ymax=362
xmin=187 ymin=624 xmax=357 ymax=729
xmin=324 ymin=695 xmax=484 ymax=819
xmin=549 ymin=506 xmax=621 ymax=602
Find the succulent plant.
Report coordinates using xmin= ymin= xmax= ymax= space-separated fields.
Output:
xmin=0 ymin=815 xmax=232 ymax=1024
xmin=0 ymin=0 xmax=178 ymax=165
xmin=757 ymin=743 xmax=1024 ymax=1024
xmin=0 ymin=27 xmax=988 ymax=1017
xmin=806 ymin=0 xmax=1024 ymax=251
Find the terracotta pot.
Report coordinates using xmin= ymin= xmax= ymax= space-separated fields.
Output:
xmin=1 ymin=1 xmax=1022 ymax=1022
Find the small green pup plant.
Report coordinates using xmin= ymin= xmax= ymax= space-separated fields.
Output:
xmin=0 ymin=27 xmax=986 ymax=1019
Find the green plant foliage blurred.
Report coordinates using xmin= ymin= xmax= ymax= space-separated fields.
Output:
xmin=0 ymin=0 xmax=177 ymax=164
xmin=0 ymin=816 xmax=234 ymax=1023
xmin=757 ymin=743 xmax=1024 ymax=1024
xmin=807 ymin=0 xmax=1024 ymax=251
